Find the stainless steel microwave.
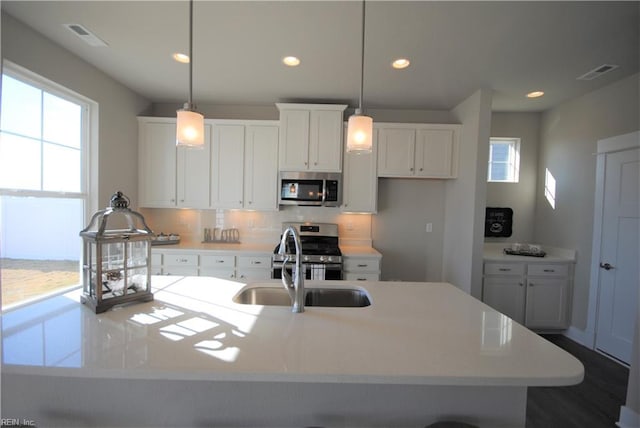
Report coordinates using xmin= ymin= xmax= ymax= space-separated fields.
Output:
xmin=278 ymin=172 xmax=342 ymax=207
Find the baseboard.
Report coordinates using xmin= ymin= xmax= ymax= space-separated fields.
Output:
xmin=616 ymin=405 xmax=640 ymax=428
xmin=564 ymin=326 xmax=595 ymax=348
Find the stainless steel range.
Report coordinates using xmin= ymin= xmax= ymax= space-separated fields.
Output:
xmin=272 ymin=222 xmax=342 ymax=280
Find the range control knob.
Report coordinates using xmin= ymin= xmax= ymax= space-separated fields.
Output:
xmin=320 ymin=256 xmax=327 ymax=262
xmin=303 ymin=255 xmax=310 ymax=262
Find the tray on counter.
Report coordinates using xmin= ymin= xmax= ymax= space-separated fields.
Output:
xmin=151 ymin=239 xmax=180 ymax=246
xmin=503 ymin=248 xmax=546 ymax=257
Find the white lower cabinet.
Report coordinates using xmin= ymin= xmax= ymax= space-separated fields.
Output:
xmin=482 ymin=261 xmax=572 ymax=329
xmin=343 ymin=256 xmax=381 ymax=281
xmin=152 ymin=250 xmax=272 ymax=281
xmin=236 ymin=256 xmax=271 ymax=281
xmin=162 ymin=253 xmax=199 ymax=276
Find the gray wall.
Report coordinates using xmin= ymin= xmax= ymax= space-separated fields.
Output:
xmin=536 ymin=73 xmax=640 ymax=330
xmin=372 ymin=179 xmax=445 ymax=281
xmin=2 ymin=13 xmax=151 ymax=209
xmin=486 ymin=113 xmax=540 ymax=244
xmin=444 ymin=89 xmax=492 ymax=297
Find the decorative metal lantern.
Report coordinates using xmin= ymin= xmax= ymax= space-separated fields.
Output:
xmin=80 ymin=191 xmax=154 ymax=313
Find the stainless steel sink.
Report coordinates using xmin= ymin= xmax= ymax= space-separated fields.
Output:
xmin=233 ymin=286 xmax=371 ymax=308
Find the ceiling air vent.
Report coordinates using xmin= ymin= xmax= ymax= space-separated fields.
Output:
xmin=577 ymin=64 xmax=618 ymax=81
xmin=63 ymin=23 xmax=108 ymax=47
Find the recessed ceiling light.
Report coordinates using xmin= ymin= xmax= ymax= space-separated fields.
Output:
xmin=392 ymin=58 xmax=410 ymax=69
xmin=526 ymin=91 xmax=545 ymax=98
xmin=173 ymin=53 xmax=190 ymax=64
xmin=283 ymin=56 xmax=301 ymax=67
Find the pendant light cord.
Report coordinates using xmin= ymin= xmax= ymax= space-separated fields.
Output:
xmin=358 ymin=0 xmax=366 ymax=115
xmin=188 ymin=0 xmax=194 ymax=107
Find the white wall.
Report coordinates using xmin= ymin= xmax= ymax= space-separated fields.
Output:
xmin=486 ymin=113 xmax=540 ymax=244
xmin=443 ymin=89 xmax=493 ymax=297
xmin=536 ymin=73 xmax=640 ymax=330
xmin=1 ymin=13 xmax=151 ymax=209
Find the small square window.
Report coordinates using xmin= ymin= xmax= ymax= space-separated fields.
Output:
xmin=488 ymin=137 xmax=520 ymax=183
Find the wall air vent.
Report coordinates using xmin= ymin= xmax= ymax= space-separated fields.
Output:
xmin=577 ymin=64 xmax=618 ymax=81
xmin=63 ymin=23 xmax=108 ymax=47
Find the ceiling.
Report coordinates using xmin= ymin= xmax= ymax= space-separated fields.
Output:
xmin=2 ymin=1 xmax=639 ymax=113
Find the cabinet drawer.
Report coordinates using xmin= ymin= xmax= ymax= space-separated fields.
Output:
xmin=484 ymin=263 xmax=525 ymax=276
xmin=344 ymin=272 xmax=379 ymax=281
xmin=164 ymin=253 xmax=198 ymax=266
xmin=237 ymin=256 xmax=271 ymax=268
xmin=201 ymin=255 xmax=235 ymax=268
xmin=527 ymin=264 xmax=569 ymax=277
xmin=344 ymin=258 xmax=381 ymax=272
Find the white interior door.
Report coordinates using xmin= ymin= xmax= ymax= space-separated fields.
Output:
xmin=595 ymin=143 xmax=639 ymax=364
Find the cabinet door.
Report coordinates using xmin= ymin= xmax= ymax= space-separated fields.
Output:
xmin=245 ymin=125 xmax=279 ymax=210
xmin=415 ymin=128 xmax=457 ymax=178
xmin=377 ymin=127 xmax=416 ymax=176
xmin=482 ymin=277 xmax=526 ymax=324
xmin=343 ymin=127 xmax=378 ymax=213
xmin=176 ymin=123 xmax=211 ymax=208
xmin=279 ymin=109 xmax=310 ymax=170
xmin=211 ymin=124 xmax=245 ymax=209
xmin=525 ymin=278 xmax=570 ymax=329
xmin=138 ymin=120 xmax=177 ymax=207
xmin=309 ymin=109 xmax=343 ymax=172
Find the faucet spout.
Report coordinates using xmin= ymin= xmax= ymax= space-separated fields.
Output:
xmin=278 ymin=226 xmax=305 ymax=313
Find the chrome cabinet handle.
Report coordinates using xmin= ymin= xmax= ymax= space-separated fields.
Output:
xmin=543 ymin=269 xmax=555 ymax=272
xmin=499 ymin=268 xmax=511 ymax=272
xmin=357 ymin=264 xmax=368 ymax=267
xmin=600 ymin=262 xmax=615 ymax=271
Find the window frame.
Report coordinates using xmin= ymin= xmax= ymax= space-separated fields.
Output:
xmin=487 ymin=137 xmax=521 ymax=183
xmin=1 ymin=61 xmax=97 ymax=220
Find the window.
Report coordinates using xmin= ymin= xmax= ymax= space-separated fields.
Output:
xmin=0 ymin=64 xmax=92 ymax=308
xmin=488 ymin=137 xmax=520 ymax=183
xmin=544 ymin=168 xmax=557 ymax=209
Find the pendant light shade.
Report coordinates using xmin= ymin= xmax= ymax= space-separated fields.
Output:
xmin=346 ymin=111 xmax=373 ymax=153
xmin=176 ymin=106 xmax=204 ymax=147
xmin=176 ymin=0 xmax=204 ymax=148
xmin=346 ymin=0 xmax=373 ymax=153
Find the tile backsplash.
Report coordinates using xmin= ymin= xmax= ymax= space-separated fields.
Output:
xmin=139 ymin=207 xmax=373 ymax=246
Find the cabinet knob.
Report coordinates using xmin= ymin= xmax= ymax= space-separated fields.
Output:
xmin=410 ymin=167 xmax=414 ymax=171
xmin=519 ymin=282 xmax=524 ymax=287
xmin=529 ymin=283 xmax=534 ymax=287
xmin=419 ymin=168 xmax=423 ymax=171
xmin=304 ymin=162 xmax=308 ymax=166
xmin=180 ymin=199 xmax=184 ymax=203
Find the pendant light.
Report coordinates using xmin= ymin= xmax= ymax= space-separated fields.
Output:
xmin=346 ymin=0 xmax=373 ymax=154
xmin=176 ymin=0 xmax=204 ymax=148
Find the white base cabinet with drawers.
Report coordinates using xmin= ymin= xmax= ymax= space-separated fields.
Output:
xmin=482 ymin=261 xmax=573 ymax=330
xmin=152 ymin=250 xmax=271 ymax=281
xmin=343 ymin=256 xmax=381 ymax=281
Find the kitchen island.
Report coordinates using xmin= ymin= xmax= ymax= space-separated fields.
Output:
xmin=1 ymin=276 xmax=583 ymax=427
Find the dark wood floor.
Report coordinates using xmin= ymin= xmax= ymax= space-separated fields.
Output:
xmin=526 ymin=334 xmax=629 ymax=428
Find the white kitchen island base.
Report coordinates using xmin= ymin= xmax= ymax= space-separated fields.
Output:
xmin=3 ymin=374 xmax=526 ymax=427
xmin=1 ymin=277 xmax=582 ymax=427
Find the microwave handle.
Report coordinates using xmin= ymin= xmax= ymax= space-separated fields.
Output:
xmin=321 ymin=180 xmax=326 ymax=204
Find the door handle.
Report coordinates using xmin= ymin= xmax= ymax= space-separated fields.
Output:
xmin=599 ymin=262 xmax=615 ymax=271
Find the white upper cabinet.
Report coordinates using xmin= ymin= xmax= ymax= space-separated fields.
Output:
xmin=342 ymin=127 xmax=378 ymax=213
xmin=210 ymin=121 xmax=279 ymax=211
xmin=244 ymin=125 xmax=279 ymax=210
xmin=211 ymin=124 xmax=245 ymax=209
xmin=277 ymin=103 xmax=346 ymax=172
xmin=377 ymin=123 xmax=460 ymax=179
xmin=138 ymin=117 xmax=211 ymax=208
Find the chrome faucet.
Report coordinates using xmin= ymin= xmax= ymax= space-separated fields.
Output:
xmin=278 ymin=226 xmax=305 ymax=313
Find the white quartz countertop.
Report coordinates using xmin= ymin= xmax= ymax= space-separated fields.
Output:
xmin=151 ymin=242 xmax=381 ymax=258
xmin=1 ymin=277 xmax=583 ymax=387
xmin=483 ymin=243 xmax=576 ymax=263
